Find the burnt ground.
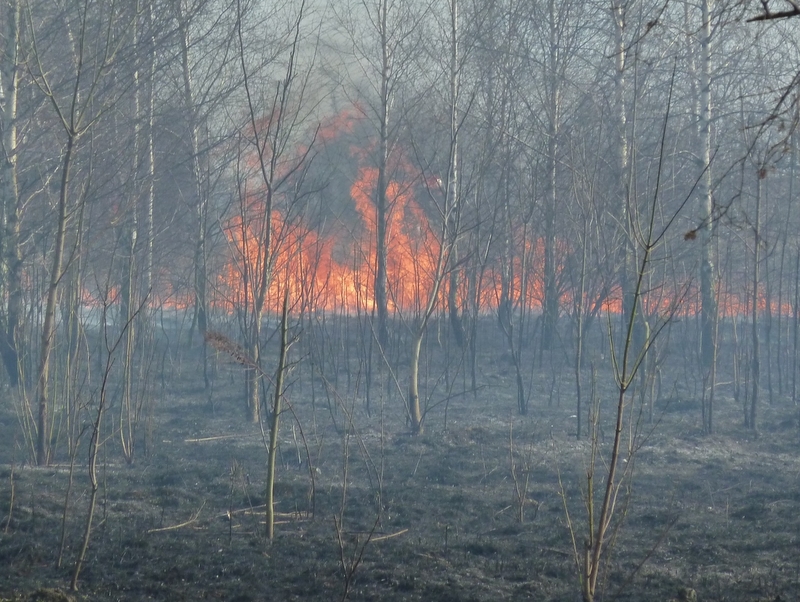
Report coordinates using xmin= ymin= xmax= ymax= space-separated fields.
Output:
xmin=1 ymin=322 xmax=800 ymax=602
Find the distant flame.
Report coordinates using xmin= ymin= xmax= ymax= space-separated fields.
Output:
xmin=121 ymin=109 xmax=788 ymax=326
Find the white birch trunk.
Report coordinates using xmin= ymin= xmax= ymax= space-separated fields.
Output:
xmin=0 ymin=0 xmax=20 ymax=386
xmin=699 ymin=0 xmax=717 ymax=371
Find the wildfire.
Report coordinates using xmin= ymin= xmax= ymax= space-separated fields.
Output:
xmin=349 ymin=167 xmax=441 ymax=312
xmin=135 ymin=108 xmax=793 ymax=327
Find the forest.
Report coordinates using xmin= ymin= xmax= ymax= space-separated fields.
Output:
xmin=1 ymin=0 xmax=800 ymax=600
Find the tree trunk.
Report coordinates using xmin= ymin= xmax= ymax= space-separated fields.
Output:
xmin=247 ymin=316 xmax=261 ymax=423
xmin=611 ymin=0 xmax=637 ymax=360
xmin=541 ymin=0 xmax=560 ymax=351
xmin=120 ymin=12 xmax=142 ymax=463
xmin=266 ymin=293 xmax=289 ymax=540
xmin=699 ymin=0 xmax=717 ymax=372
xmin=446 ymin=0 xmax=463 ymax=349
xmin=36 ymin=135 xmax=75 ymax=466
xmin=145 ymin=0 xmax=156 ymax=316
xmin=749 ymin=172 xmax=762 ymax=431
xmin=0 ymin=0 xmax=21 ymax=386
xmin=177 ymin=0 xmax=209 ymax=386
xmin=374 ymin=0 xmax=391 ymax=348
xmin=408 ymin=328 xmax=424 ymax=434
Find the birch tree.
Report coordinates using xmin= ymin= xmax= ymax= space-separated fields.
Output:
xmin=0 ymin=0 xmax=22 ymax=386
xmin=28 ymin=0 xmax=134 ymax=465
xmin=404 ymin=0 xmax=466 ymax=434
xmin=697 ymin=0 xmax=718 ymax=431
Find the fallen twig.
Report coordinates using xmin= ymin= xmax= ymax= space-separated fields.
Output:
xmin=184 ymin=434 xmax=259 ymax=443
xmin=371 ymin=528 xmax=408 ymax=542
xmin=148 ymin=502 xmax=206 ymax=533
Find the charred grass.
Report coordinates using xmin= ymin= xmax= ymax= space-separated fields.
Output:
xmin=1 ymin=330 xmax=800 ymax=601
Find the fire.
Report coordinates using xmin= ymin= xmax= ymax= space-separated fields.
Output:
xmin=213 ymin=109 xmax=447 ymax=317
xmin=136 ymin=107 xmax=790 ymax=328
xmin=215 ymin=168 xmax=443 ymax=315
xmin=349 ymin=167 xmax=441 ymax=312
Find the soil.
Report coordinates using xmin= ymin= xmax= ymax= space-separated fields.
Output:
xmin=1 ymin=321 xmax=799 ymax=602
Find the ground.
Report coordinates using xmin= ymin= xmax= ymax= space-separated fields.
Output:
xmin=0 ymin=321 xmax=799 ymax=601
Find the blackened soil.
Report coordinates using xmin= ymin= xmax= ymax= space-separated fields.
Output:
xmin=1 ymin=334 xmax=799 ymax=602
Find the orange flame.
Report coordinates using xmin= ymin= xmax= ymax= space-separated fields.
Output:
xmin=129 ymin=108 xmax=791 ymax=327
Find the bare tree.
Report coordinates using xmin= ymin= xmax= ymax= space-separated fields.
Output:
xmin=71 ymin=277 xmax=142 ymax=590
xmin=231 ymin=0 xmax=316 ymax=422
xmin=333 ymin=0 xmax=426 ymax=348
xmin=696 ymin=0 xmax=719 ymax=430
xmin=27 ymin=0 xmax=134 ymax=465
xmin=0 ymin=0 xmax=22 ymax=386
xmin=565 ymin=81 xmax=685 ymax=602
xmin=612 ymin=0 xmax=637 ymax=354
xmin=403 ymin=0 xmax=465 ymax=434
xmin=175 ymin=0 xmax=212 ymax=386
